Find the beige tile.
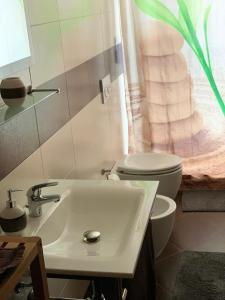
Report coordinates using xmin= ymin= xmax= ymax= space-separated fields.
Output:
xmin=71 ymin=95 xmax=113 ymax=179
xmin=48 ymin=278 xmax=67 ymax=298
xmin=60 ymin=280 xmax=89 ymax=298
xmin=0 ymin=149 xmax=44 ymax=211
xmin=61 ymin=15 xmax=103 ymax=71
xmin=156 ymin=252 xmax=183 ymax=291
xmin=83 ymin=0 xmax=102 ymax=16
xmin=25 ymin=0 xmax=59 ymax=25
xmin=101 ymin=12 xmax=116 ymax=50
xmin=40 ymin=122 xmax=75 ymax=179
xmin=156 ymin=194 xmax=225 ymax=297
xmin=101 ymin=0 xmax=115 ymax=13
xmin=58 ymin=0 xmax=102 ymax=20
xmin=57 ymin=0 xmax=84 ymax=20
xmin=60 ymin=18 xmax=83 ymax=71
xmin=30 ymin=22 xmax=65 ymax=87
xmin=82 ymin=15 xmax=103 ymax=59
xmin=157 ymin=241 xmax=182 ymax=262
xmin=171 ymin=211 xmax=225 ymax=252
xmin=106 ymin=78 xmax=123 ymax=161
xmin=156 ymin=284 xmax=171 ymax=300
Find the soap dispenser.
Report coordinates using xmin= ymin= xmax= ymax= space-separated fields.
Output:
xmin=0 ymin=189 xmax=27 ymax=233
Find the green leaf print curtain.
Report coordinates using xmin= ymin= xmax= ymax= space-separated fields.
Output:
xmin=120 ymin=0 xmax=225 ymax=188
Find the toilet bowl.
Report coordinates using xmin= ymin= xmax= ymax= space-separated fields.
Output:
xmin=113 ymin=153 xmax=182 ymax=199
xmin=151 ymin=195 xmax=176 ymax=257
xmin=111 ymin=152 xmax=181 ymax=256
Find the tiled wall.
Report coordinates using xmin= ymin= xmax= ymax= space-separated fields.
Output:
xmin=0 ymin=0 xmax=124 ymax=297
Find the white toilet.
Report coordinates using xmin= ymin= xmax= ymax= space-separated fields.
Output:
xmin=113 ymin=152 xmax=182 ymax=199
xmin=112 ymin=152 xmax=182 ymax=257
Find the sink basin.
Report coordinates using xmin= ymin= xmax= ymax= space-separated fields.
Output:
xmin=30 ymin=180 xmax=158 ymax=278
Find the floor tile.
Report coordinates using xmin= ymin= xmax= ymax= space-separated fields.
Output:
xmin=156 ymin=252 xmax=183 ymax=291
xmin=174 ymin=191 xmax=183 ymax=218
xmin=156 ymin=190 xmax=225 ymax=298
xmin=171 ymin=211 xmax=225 ymax=251
xmin=156 ymin=285 xmax=171 ymax=300
xmin=157 ymin=241 xmax=183 ymax=262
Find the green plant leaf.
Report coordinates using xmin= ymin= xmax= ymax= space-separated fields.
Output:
xmin=178 ymin=0 xmax=203 ymax=47
xmin=134 ymin=0 xmax=180 ymax=32
xmin=204 ymin=5 xmax=212 ymax=69
xmin=179 ymin=0 xmax=204 ymax=27
xmin=134 ymin=0 xmax=196 ymax=54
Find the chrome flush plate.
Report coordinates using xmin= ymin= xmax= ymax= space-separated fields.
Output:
xmin=100 ymin=74 xmax=111 ymax=104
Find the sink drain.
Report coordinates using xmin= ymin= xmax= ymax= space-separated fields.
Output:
xmin=83 ymin=230 xmax=101 ymax=243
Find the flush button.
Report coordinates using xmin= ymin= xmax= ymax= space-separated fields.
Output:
xmin=83 ymin=230 xmax=101 ymax=243
xmin=100 ymin=74 xmax=111 ymax=104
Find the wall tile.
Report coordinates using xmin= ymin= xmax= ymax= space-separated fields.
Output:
xmin=60 ymin=15 xmax=103 ymax=71
xmin=0 ymin=149 xmax=44 ymax=211
xmin=71 ymin=95 xmax=113 ymax=179
xmin=106 ymin=77 xmax=123 ymax=161
xmin=30 ymin=22 xmax=65 ymax=87
xmin=41 ymin=122 xmax=75 ymax=179
xmin=83 ymin=0 xmax=102 ymax=16
xmin=105 ymin=44 xmax=124 ymax=82
xmin=60 ymin=280 xmax=89 ymax=298
xmin=0 ymin=44 xmax=124 ymax=183
xmin=57 ymin=0 xmax=84 ymax=20
xmin=82 ymin=15 xmax=104 ymax=60
xmin=66 ymin=62 xmax=92 ymax=118
xmin=34 ymin=74 xmax=70 ymax=144
xmin=87 ymin=53 xmax=107 ymax=100
xmin=66 ymin=50 xmax=109 ymax=118
xmin=60 ymin=18 xmax=84 ymax=71
xmin=0 ymin=107 xmax=40 ymax=180
xmin=48 ymin=279 xmax=67 ymax=298
xmin=57 ymin=0 xmax=102 ymax=20
xmin=26 ymin=0 xmax=59 ymax=25
xmin=101 ymin=12 xmax=116 ymax=51
xmin=101 ymin=0 xmax=115 ymax=13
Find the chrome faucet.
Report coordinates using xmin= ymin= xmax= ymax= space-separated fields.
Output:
xmin=27 ymin=182 xmax=60 ymax=217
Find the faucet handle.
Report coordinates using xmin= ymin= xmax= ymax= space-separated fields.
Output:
xmin=27 ymin=182 xmax=58 ymax=198
xmin=31 ymin=182 xmax=58 ymax=193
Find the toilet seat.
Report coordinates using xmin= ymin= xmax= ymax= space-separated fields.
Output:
xmin=118 ymin=165 xmax=182 ymax=176
xmin=116 ymin=153 xmax=182 ymax=175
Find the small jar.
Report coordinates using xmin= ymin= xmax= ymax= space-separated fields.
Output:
xmin=0 ymin=77 xmax=26 ymax=107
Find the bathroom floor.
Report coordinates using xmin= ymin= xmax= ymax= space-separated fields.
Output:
xmin=156 ymin=191 xmax=225 ymax=299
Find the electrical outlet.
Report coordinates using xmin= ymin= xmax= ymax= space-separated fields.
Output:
xmin=99 ymin=75 xmax=111 ymax=104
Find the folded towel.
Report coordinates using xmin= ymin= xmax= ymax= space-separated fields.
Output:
xmin=0 ymin=243 xmax=25 ymax=275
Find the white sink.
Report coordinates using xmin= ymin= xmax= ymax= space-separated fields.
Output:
xmin=26 ymin=180 xmax=158 ymax=278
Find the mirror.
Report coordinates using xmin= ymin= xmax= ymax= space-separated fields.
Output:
xmin=0 ymin=0 xmax=31 ymax=77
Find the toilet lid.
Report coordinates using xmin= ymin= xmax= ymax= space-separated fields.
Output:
xmin=116 ymin=153 xmax=182 ymax=175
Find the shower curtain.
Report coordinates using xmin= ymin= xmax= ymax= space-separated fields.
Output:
xmin=120 ymin=0 xmax=225 ymax=189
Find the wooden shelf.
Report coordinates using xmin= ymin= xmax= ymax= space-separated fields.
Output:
xmin=0 ymin=236 xmax=49 ymax=300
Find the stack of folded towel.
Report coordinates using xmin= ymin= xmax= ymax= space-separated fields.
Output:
xmin=0 ymin=243 xmax=25 ymax=278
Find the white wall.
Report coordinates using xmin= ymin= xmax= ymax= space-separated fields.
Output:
xmin=0 ymin=0 xmax=125 ymax=298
